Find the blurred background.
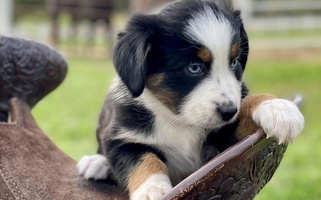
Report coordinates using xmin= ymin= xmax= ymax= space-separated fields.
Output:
xmin=1 ymin=0 xmax=320 ymax=199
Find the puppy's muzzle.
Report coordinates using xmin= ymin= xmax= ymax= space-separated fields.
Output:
xmin=217 ymin=104 xmax=238 ymax=121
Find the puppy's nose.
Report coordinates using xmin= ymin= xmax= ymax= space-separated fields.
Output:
xmin=217 ymin=105 xmax=238 ymax=121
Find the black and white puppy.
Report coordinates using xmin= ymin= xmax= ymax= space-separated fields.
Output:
xmin=78 ymin=0 xmax=304 ymax=199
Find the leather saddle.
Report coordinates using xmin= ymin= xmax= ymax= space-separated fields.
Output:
xmin=0 ymin=36 xmax=287 ymax=200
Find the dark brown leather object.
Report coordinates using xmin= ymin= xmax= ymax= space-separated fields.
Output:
xmin=0 ymin=36 xmax=67 ymax=112
xmin=162 ymin=130 xmax=287 ymax=200
xmin=0 ymin=98 xmax=128 ymax=200
xmin=0 ymin=99 xmax=287 ymax=200
xmin=0 ymin=36 xmax=288 ymax=200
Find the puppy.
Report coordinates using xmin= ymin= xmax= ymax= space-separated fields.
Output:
xmin=78 ymin=0 xmax=304 ymax=199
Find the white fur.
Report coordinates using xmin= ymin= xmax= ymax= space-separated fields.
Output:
xmin=109 ymin=79 xmax=205 ymax=183
xmin=179 ymin=75 xmax=242 ymax=130
xmin=101 ymin=3 xmax=243 ymax=191
xmin=130 ymin=174 xmax=172 ymax=200
xmin=77 ymin=154 xmax=110 ymax=180
xmin=111 ymin=9 xmax=243 ymax=184
xmin=114 ymin=88 xmax=206 ymax=184
xmin=253 ymin=99 xmax=304 ymax=144
xmin=181 ymin=7 xmax=242 ymax=130
xmin=186 ymin=7 xmax=234 ymax=61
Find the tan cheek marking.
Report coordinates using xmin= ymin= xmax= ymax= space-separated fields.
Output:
xmin=146 ymin=74 xmax=179 ymax=113
xmin=146 ymin=73 xmax=164 ymax=88
xmin=128 ymin=153 xmax=168 ymax=195
xmin=197 ymin=47 xmax=212 ymax=63
xmin=236 ymin=94 xmax=276 ymax=139
xmin=230 ymin=43 xmax=239 ymax=60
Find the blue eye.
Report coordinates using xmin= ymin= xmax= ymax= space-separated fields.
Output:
xmin=186 ymin=64 xmax=203 ymax=75
xmin=231 ymin=58 xmax=239 ymax=70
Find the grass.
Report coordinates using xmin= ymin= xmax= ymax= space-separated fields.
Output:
xmin=32 ymin=57 xmax=116 ymax=159
xmin=248 ymin=28 xmax=321 ymax=39
xmin=32 ymin=53 xmax=321 ymax=199
xmin=245 ymin=59 xmax=321 ymax=200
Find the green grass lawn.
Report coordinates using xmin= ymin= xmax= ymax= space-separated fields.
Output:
xmin=245 ymin=58 xmax=321 ymax=200
xmin=32 ymin=54 xmax=321 ymax=199
xmin=32 ymin=57 xmax=115 ymax=160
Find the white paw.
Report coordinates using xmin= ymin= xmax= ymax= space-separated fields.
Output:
xmin=253 ymin=99 xmax=304 ymax=144
xmin=77 ymin=154 xmax=110 ymax=180
xmin=130 ymin=174 xmax=172 ymax=200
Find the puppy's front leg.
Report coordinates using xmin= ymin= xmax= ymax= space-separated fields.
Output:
xmin=129 ymin=153 xmax=172 ymax=200
xmin=108 ymin=140 xmax=172 ymax=200
xmin=236 ymin=94 xmax=304 ymax=144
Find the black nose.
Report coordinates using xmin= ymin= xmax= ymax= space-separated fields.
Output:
xmin=217 ymin=106 xmax=238 ymax=121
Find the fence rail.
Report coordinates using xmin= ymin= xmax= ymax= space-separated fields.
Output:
xmin=253 ymin=0 xmax=321 ymax=12
xmin=234 ymin=0 xmax=321 ymax=31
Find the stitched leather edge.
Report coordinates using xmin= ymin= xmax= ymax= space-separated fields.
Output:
xmin=0 ymin=163 xmax=26 ymax=200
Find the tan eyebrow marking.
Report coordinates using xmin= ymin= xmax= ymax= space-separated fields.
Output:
xmin=230 ymin=43 xmax=239 ymax=59
xmin=197 ymin=47 xmax=213 ymax=63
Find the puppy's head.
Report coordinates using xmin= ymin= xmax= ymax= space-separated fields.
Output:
xmin=113 ymin=0 xmax=249 ymax=130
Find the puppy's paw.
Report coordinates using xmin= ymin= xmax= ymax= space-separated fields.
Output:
xmin=253 ymin=99 xmax=304 ymax=144
xmin=130 ymin=174 xmax=172 ymax=200
xmin=77 ymin=154 xmax=110 ymax=180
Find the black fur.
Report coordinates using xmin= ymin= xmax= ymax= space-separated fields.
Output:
xmin=95 ymin=0 xmax=250 ymax=194
xmin=117 ymin=103 xmax=155 ymax=134
xmin=106 ymin=140 xmax=166 ymax=184
xmin=113 ymin=15 xmax=159 ymax=97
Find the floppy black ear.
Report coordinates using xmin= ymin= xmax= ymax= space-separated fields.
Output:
xmin=113 ymin=15 xmax=157 ymax=97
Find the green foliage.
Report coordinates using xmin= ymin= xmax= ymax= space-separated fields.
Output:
xmin=32 ymin=56 xmax=321 ymax=199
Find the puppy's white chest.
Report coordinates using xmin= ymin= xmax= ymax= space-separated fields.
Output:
xmin=153 ymin=118 xmax=205 ymax=183
xmin=140 ymin=90 xmax=207 ymax=182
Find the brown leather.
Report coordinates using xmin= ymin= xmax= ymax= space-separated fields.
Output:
xmin=0 ymin=98 xmax=128 ymax=200
xmin=0 ymin=176 xmax=15 ymax=200
xmin=0 ymin=98 xmax=288 ymax=200
xmin=161 ymin=130 xmax=287 ymax=200
xmin=0 ymin=36 xmax=288 ymax=200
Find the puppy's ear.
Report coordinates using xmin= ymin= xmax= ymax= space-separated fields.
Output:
xmin=113 ymin=15 xmax=157 ymax=97
xmin=234 ymin=11 xmax=249 ymax=69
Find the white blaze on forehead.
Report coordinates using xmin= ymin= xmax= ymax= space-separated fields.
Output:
xmin=185 ymin=7 xmax=234 ymax=69
xmin=180 ymin=7 xmax=242 ymax=130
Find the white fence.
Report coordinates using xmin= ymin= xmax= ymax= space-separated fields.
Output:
xmin=233 ymin=0 xmax=321 ymax=31
xmin=2 ymin=0 xmax=321 ymax=37
xmin=0 ymin=0 xmax=14 ymax=36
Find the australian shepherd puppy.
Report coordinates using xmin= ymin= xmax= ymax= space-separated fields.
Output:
xmin=78 ymin=0 xmax=304 ymax=199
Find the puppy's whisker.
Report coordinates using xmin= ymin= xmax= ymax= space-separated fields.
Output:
xmin=200 ymin=123 xmax=209 ymax=132
xmin=241 ymin=41 xmax=248 ymax=45
xmin=179 ymin=45 xmax=200 ymax=51
xmin=164 ymin=114 xmax=180 ymax=129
